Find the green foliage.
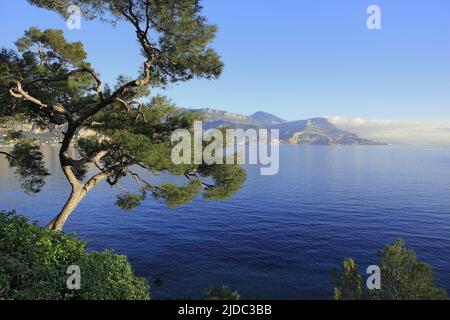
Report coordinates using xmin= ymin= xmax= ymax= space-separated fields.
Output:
xmin=15 ymin=27 xmax=87 ymax=67
xmin=377 ymin=239 xmax=448 ymax=300
xmin=332 ymin=239 xmax=448 ymax=300
xmin=205 ymin=286 xmax=241 ymax=300
xmin=159 ymin=180 xmax=202 ymax=208
xmin=73 ymin=250 xmax=150 ymax=300
xmin=331 ymin=259 xmax=364 ymax=300
xmin=27 ymin=0 xmax=224 ymax=85
xmin=198 ymin=162 xmax=248 ymax=200
xmin=0 ymin=211 xmax=151 ymax=300
xmin=6 ymin=141 xmax=49 ymax=194
xmin=0 ymin=49 xmax=27 ymax=116
xmin=115 ymin=192 xmax=146 ymax=211
xmin=0 ymin=28 xmax=94 ymax=121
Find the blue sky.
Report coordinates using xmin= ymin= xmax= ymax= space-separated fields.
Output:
xmin=0 ymin=0 xmax=449 ymax=123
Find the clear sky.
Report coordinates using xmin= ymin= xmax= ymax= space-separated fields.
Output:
xmin=0 ymin=0 xmax=449 ymax=123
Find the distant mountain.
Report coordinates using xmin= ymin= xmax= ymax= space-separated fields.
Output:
xmin=249 ymin=111 xmax=286 ymax=125
xmin=272 ymin=118 xmax=384 ymax=145
xmin=190 ymin=108 xmax=386 ymax=145
xmin=197 ymin=108 xmax=254 ymax=123
xmin=192 ymin=108 xmax=260 ymax=130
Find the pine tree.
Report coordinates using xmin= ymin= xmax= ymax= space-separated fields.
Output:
xmin=332 ymin=239 xmax=448 ymax=300
xmin=0 ymin=0 xmax=246 ymax=231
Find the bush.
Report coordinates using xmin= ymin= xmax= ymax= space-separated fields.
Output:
xmin=0 ymin=211 xmax=151 ymax=300
xmin=205 ymin=286 xmax=241 ymax=300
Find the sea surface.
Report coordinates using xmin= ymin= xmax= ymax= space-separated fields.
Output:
xmin=1 ymin=145 xmax=450 ymax=299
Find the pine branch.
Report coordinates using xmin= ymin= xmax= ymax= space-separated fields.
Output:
xmin=0 ymin=151 xmax=15 ymax=159
xmin=9 ymin=80 xmax=74 ymax=122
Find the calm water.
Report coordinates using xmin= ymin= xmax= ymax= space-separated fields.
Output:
xmin=1 ymin=145 xmax=450 ymax=299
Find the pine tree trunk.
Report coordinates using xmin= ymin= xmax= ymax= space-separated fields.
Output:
xmin=46 ymin=186 xmax=86 ymax=231
xmin=45 ymin=165 xmax=109 ymax=231
xmin=45 ymin=124 xmax=109 ymax=231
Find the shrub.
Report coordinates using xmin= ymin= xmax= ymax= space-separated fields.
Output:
xmin=205 ymin=286 xmax=241 ymax=300
xmin=0 ymin=211 xmax=151 ymax=300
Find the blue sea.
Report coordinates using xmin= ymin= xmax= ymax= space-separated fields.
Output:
xmin=1 ymin=145 xmax=450 ymax=299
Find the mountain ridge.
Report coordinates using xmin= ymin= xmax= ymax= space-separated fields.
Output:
xmin=249 ymin=111 xmax=286 ymax=125
xmin=190 ymin=108 xmax=386 ymax=145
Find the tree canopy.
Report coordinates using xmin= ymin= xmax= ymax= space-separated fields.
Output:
xmin=0 ymin=0 xmax=246 ymax=231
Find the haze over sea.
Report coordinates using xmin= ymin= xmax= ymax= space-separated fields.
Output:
xmin=1 ymin=145 xmax=449 ymax=299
